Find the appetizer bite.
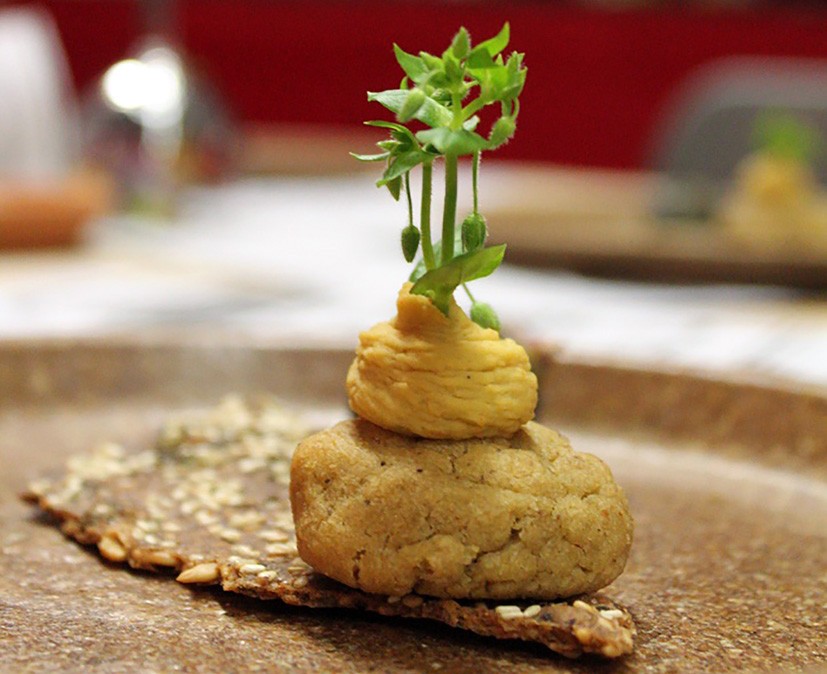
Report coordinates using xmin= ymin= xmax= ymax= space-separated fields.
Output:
xmin=719 ymin=113 xmax=827 ymax=250
xmin=24 ymin=396 xmax=636 ymax=658
xmin=291 ymin=24 xmax=633 ymax=602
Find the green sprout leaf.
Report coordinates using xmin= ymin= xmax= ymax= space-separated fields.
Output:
xmin=473 ymin=22 xmax=510 ymax=59
xmin=463 ymin=116 xmax=481 ymax=132
xmin=408 ymin=228 xmax=464 ymax=283
xmin=416 ymin=128 xmax=488 ymax=155
xmin=449 ymin=27 xmax=471 ymax=60
xmin=467 ymin=47 xmax=497 ymax=71
xmin=393 ymin=44 xmax=429 ymax=84
xmin=410 ymin=245 xmax=506 ymax=315
xmin=420 ymin=51 xmax=443 ymax=71
xmin=350 ymin=152 xmax=389 ymax=162
xmin=368 ymin=89 xmax=452 ymax=129
xmin=386 ymin=175 xmax=402 ymax=201
xmin=398 ymin=88 xmax=428 ymax=123
xmin=487 ymin=115 xmax=516 ymax=149
xmin=378 ymin=149 xmax=429 ymax=187
xmin=365 ymin=119 xmax=420 ymax=144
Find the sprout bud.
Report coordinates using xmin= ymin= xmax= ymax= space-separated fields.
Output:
xmin=470 ymin=302 xmax=501 ymax=331
xmin=488 ymin=116 xmax=516 ymax=149
xmin=401 ymin=225 xmax=421 ymax=262
xmin=398 ymin=89 xmax=427 ymax=123
xmin=461 ymin=213 xmax=487 ymax=252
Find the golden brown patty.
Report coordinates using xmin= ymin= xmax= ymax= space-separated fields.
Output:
xmin=291 ymin=418 xmax=633 ymax=600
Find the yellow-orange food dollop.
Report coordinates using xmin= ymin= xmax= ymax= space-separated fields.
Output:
xmin=346 ymin=284 xmax=538 ymax=439
xmin=719 ymin=153 xmax=827 ymax=249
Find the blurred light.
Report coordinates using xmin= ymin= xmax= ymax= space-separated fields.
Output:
xmin=100 ymin=47 xmax=185 ymax=128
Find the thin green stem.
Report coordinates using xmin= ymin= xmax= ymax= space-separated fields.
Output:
xmin=404 ymin=172 xmax=413 ymax=228
xmin=441 ymin=153 xmax=458 ymax=265
xmin=462 ymin=282 xmax=476 ymax=303
xmin=420 ymin=161 xmax=435 ymax=270
xmin=451 ymin=92 xmax=464 ymax=129
xmin=472 ymin=151 xmax=480 ymax=214
xmin=462 ymin=97 xmax=485 ymax=121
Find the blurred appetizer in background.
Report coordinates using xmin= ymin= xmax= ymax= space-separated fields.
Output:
xmin=718 ymin=112 xmax=827 ymax=251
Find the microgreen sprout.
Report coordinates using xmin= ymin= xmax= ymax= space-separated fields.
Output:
xmin=352 ymin=23 xmax=527 ymax=329
xmin=753 ymin=111 xmax=822 ymax=163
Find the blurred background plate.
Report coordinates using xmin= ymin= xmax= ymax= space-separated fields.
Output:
xmin=480 ymin=163 xmax=827 ymax=287
xmin=0 ymin=169 xmax=113 ymax=249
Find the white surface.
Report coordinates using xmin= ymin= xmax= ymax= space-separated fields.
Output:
xmin=1 ymin=174 xmax=825 ymax=388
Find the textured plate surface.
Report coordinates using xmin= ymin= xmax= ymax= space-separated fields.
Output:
xmin=2 ymin=340 xmax=825 ymax=672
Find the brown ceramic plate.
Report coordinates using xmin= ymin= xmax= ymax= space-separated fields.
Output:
xmin=2 ymin=340 xmax=825 ymax=672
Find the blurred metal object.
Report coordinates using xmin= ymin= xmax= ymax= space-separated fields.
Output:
xmin=648 ymin=57 xmax=827 ymax=220
xmin=0 ymin=6 xmax=78 ymax=182
xmin=83 ymin=0 xmax=236 ymax=216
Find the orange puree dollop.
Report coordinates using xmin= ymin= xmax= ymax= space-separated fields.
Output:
xmin=346 ymin=283 xmax=538 ymax=439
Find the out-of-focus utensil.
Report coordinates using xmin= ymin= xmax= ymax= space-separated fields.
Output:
xmin=82 ymin=0 xmax=236 ymax=216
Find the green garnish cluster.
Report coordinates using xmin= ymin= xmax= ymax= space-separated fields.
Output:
xmin=753 ymin=111 xmax=821 ymax=163
xmin=354 ymin=23 xmax=527 ymax=330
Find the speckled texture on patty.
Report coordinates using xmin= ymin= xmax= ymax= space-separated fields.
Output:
xmin=290 ymin=418 xmax=633 ymax=600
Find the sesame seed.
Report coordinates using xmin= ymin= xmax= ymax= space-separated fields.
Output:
xmin=402 ymin=595 xmax=424 ymax=608
xmin=180 ymin=501 xmax=197 ymax=515
xmin=599 ymin=609 xmax=625 ymax=621
xmin=231 ymin=544 xmax=260 ymax=557
xmin=238 ymin=458 xmax=265 ymax=473
xmin=97 ymin=534 xmax=127 ymax=562
xmin=195 ymin=511 xmax=218 ymax=526
xmin=219 ymin=528 xmax=241 ymax=543
xmin=265 ymin=542 xmax=296 ymax=557
xmin=229 ymin=511 xmax=265 ymax=529
xmin=26 ymin=479 xmax=51 ymax=496
xmin=142 ymin=550 xmax=177 ymax=567
xmin=239 ymin=563 xmax=266 ymax=575
xmin=177 ymin=562 xmax=220 ymax=584
xmin=523 ymin=604 xmax=542 ymax=618
xmin=495 ymin=605 xmax=523 ymax=619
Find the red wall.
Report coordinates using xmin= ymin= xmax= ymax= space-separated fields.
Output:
xmin=14 ymin=1 xmax=827 ymax=168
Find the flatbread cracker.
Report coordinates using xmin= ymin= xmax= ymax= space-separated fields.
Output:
xmin=22 ymin=396 xmax=635 ymax=659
